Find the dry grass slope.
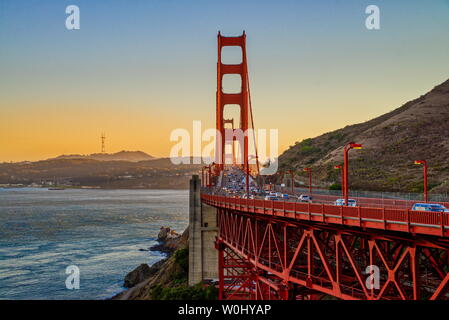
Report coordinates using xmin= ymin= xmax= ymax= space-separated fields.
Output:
xmin=279 ymin=79 xmax=449 ymax=193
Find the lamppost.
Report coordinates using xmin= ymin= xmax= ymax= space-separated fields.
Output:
xmin=304 ymin=168 xmax=312 ymax=197
xmin=279 ymin=170 xmax=284 ymax=193
xmin=202 ymin=166 xmax=206 ymax=187
xmin=343 ymin=142 xmax=362 ymax=206
xmin=414 ymin=160 xmax=428 ymax=202
xmin=208 ymin=165 xmax=212 ymax=187
xmin=246 ymin=168 xmax=250 ymax=196
xmin=334 ymin=165 xmax=343 ymax=198
xmin=288 ymin=170 xmax=295 ymax=194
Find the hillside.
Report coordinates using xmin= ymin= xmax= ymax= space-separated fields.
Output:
xmin=51 ymin=150 xmax=154 ymax=162
xmin=112 ymin=227 xmax=217 ymax=300
xmin=279 ymin=78 xmax=449 ymax=193
xmin=0 ymin=157 xmax=201 ymax=189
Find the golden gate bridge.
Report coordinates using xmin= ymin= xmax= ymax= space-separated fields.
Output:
xmin=199 ymin=32 xmax=449 ymax=300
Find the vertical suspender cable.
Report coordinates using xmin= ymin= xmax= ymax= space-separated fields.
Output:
xmin=246 ymin=65 xmax=260 ymax=175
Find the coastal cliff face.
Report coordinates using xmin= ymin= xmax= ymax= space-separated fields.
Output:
xmin=112 ymin=227 xmax=217 ymax=300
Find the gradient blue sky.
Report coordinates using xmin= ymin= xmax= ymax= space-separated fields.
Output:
xmin=1 ymin=0 xmax=448 ymax=161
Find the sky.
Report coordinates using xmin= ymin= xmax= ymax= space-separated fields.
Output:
xmin=0 ymin=0 xmax=448 ymax=162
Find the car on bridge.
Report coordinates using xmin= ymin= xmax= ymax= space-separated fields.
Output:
xmin=281 ymin=194 xmax=289 ymax=200
xmin=335 ymin=199 xmax=357 ymax=207
xmin=298 ymin=194 xmax=312 ymax=202
xmin=264 ymin=195 xmax=279 ymax=201
xmin=412 ymin=203 xmax=449 ymax=212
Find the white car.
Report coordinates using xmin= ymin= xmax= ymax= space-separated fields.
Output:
xmin=298 ymin=194 xmax=312 ymax=202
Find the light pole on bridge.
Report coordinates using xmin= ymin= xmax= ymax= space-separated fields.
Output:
xmin=334 ymin=165 xmax=343 ymax=198
xmin=414 ymin=160 xmax=428 ymax=202
xmin=343 ymin=142 xmax=362 ymax=206
xmin=278 ymin=170 xmax=284 ymax=193
xmin=246 ymin=166 xmax=250 ymax=196
xmin=201 ymin=167 xmax=206 ymax=187
xmin=288 ymin=170 xmax=295 ymax=195
xmin=208 ymin=165 xmax=212 ymax=188
xmin=304 ymin=168 xmax=312 ymax=197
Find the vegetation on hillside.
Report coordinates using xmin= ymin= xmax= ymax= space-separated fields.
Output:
xmin=149 ymin=248 xmax=218 ymax=300
xmin=0 ymin=158 xmax=201 ymax=189
xmin=279 ymin=79 xmax=449 ymax=194
xmin=113 ymin=228 xmax=218 ymax=300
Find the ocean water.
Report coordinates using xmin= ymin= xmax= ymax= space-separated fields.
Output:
xmin=0 ymin=188 xmax=189 ymax=300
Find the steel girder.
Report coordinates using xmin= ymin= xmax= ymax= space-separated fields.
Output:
xmin=216 ymin=208 xmax=449 ymax=300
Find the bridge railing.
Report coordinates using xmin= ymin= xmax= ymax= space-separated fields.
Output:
xmin=275 ymin=185 xmax=449 ymax=209
xmin=279 ymin=185 xmax=449 ymax=203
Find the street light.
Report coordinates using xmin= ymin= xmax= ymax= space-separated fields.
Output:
xmin=202 ymin=166 xmax=206 ymax=187
xmin=279 ymin=170 xmax=284 ymax=193
xmin=208 ymin=165 xmax=212 ymax=187
xmin=304 ymin=168 xmax=312 ymax=197
xmin=343 ymin=142 xmax=362 ymax=206
xmin=288 ymin=170 xmax=295 ymax=195
xmin=334 ymin=165 xmax=343 ymax=198
xmin=246 ymin=168 xmax=250 ymax=196
xmin=414 ymin=160 xmax=428 ymax=202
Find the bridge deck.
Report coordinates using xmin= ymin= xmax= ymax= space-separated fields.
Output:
xmin=202 ymin=193 xmax=449 ymax=238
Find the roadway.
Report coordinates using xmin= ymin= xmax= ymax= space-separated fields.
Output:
xmin=203 ymin=168 xmax=449 ymax=238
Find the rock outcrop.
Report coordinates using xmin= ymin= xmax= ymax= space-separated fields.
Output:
xmin=150 ymin=226 xmax=182 ymax=254
xmin=112 ymin=227 xmax=189 ymax=300
xmin=123 ymin=259 xmax=167 ymax=288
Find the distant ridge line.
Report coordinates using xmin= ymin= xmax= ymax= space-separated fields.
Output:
xmin=50 ymin=150 xmax=155 ymax=162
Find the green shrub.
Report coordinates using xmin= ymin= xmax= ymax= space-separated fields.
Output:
xmin=150 ymin=283 xmax=218 ymax=300
xmin=174 ymin=248 xmax=189 ymax=272
xmin=329 ymin=183 xmax=341 ymax=190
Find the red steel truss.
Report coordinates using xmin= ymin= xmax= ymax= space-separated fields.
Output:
xmin=214 ymin=208 xmax=449 ymax=300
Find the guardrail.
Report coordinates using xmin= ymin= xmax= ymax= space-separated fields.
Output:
xmin=201 ymin=193 xmax=449 ymax=238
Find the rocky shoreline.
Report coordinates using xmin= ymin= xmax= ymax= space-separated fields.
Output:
xmin=111 ymin=226 xmax=189 ymax=299
xmin=148 ymin=226 xmax=182 ymax=254
xmin=121 ymin=226 xmax=182 ymax=289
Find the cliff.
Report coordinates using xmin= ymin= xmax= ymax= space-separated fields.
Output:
xmin=112 ymin=226 xmax=217 ymax=300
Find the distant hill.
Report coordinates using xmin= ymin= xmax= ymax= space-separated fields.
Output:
xmin=279 ymin=78 xmax=449 ymax=193
xmin=0 ymin=157 xmax=202 ymax=189
xmin=51 ymin=151 xmax=155 ymax=162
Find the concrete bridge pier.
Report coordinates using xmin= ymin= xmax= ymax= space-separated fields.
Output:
xmin=188 ymin=175 xmax=218 ymax=286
